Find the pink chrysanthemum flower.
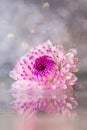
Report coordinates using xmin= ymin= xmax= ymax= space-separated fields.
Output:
xmin=9 ymin=40 xmax=78 ymax=115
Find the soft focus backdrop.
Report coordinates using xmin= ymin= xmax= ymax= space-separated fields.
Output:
xmin=0 ymin=0 xmax=87 ymax=130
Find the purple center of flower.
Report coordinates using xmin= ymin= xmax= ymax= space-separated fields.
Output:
xmin=33 ymin=55 xmax=56 ymax=76
xmin=36 ymin=63 xmax=46 ymax=71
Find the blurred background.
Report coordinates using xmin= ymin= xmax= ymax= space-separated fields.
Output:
xmin=0 ymin=0 xmax=87 ymax=130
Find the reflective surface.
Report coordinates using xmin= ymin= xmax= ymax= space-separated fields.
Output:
xmin=0 ymin=111 xmax=87 ymax=130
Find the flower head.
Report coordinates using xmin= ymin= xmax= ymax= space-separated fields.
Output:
xmin=9 ymin=40 xmax=78 ymax=116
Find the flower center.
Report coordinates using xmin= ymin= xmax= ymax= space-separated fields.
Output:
xmin=33 ymin=56 xmax=48 ymax=72
xmin=36 ymin=62 xmax=46 ymax=71
xmin=33 ymin=55 xmax=56 ymax=76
